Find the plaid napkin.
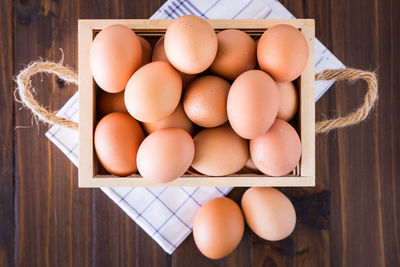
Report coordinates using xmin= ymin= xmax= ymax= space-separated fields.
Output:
xmin=45 ymin=0 xmax=344 ymax=255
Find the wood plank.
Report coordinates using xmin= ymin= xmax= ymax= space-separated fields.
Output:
xmin=7 ymin=0 xmax=400 ymax=266
xmin=13 ymin=1 xmax=91 ymax=266
xmin=327 ymin=0 xmax=397 ymax=266
xmin=0 ymin=1 xmax=14 ymax=266
xmin=171 ymin=229 xmax=252 ymax=267
xmin=77 ymin=18 xmax=316 ymax=29
xmin=79 ymin=176 xmax=315 ymax=188
xmin=90 ymin=190 xmax=139 ymax=267
xmin=77 ymin=1 xmax=171 ymax=267
xmin=172 ymin=188 xmax=251 ymax=267
xmin=372 ymin=1 xmax=400 ymax=265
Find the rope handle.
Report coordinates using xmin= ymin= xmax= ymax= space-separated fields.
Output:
xmin=15 ymin=61 xmax=378 ymax=134
xmin=15 ymin=61 xmax=79 ymax=130
xmin=314 ymin=68 xmax=378 ymax=133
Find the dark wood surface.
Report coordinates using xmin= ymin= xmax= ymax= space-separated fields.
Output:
xmin=1 ymin=0 xmax=399 ymax=266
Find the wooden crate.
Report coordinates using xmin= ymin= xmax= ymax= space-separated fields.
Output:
xmin=78 ymin=19 xmax=315 ymax=187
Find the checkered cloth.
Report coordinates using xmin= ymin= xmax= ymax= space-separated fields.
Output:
xmin=45 ymin=0 xmax=344 ymax=254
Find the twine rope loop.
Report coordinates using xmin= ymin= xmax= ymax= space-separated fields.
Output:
xmin=15 ymin=61 xmax=78 ymax=130
xmin=315 ymin=68 xmax=378 ymax=133
xmin=15 ymin=61 xmax=378 ymax=134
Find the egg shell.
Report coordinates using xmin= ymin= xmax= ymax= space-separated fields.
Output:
xmin=138 ymin=36 xmax=152 ymax=66
xmin=276 ymin=81 xmax=298 ymax=121
xmin=152 ymin=35 xmax=198 ymax=89
xmin=97 ymin=90 xmax=128 ymax=117
xmin=124 ymin=61 xmax=182 ymax=123
xmin=193 ymin=197 xmax=244 ymax=259
xmin=151 ymin=35 xmax=169 ymax=63
xmin=192 ymin=126 xmax=249 ymax=176
xmin=241 ymin=187 xmax=296 ymax=241
xmin=136 ymin=128 xmax=195 ymax=183
xmin=180 ymin=72 xmax=199 ymax=90
xmin=210 ymin=29 xmax=257 ymax=80
xmin=227 ymin=70 xmax=279 ymax=139
xmin=90 ymin=24 xmax=142 ymax=93
xmin=141 ymin=103 xmax=195 ymax=135
xmin=244 ymin=158 xmax=261 ymax=173
xmin=183 ymin=75 xmax=230 ymax=128
xmin=257 ymin=24 xmax=309 ymax=82
xmin=152 ymin=36 xmax=169 ymax=62
xmin=165 ymin=15 xmax=218 ymax=74
xmin=94 ymin=112 xmax=144 ymax=176
xmin=250 ymin=119 xmax=301 ymax=176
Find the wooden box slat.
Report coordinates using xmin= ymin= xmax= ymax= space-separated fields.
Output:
xmin=78 ymin=19 xmax=315 ymax=187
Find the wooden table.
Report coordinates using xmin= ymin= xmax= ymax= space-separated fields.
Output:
xmin=1 ymin=0 xmax=399 ymax=266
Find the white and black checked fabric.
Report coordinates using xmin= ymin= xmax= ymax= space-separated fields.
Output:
xmin=46 ymin=0 xmax=344 ymax=254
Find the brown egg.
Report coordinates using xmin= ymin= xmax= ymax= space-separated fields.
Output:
xmin=141 ymin=104 xmax=195 ymax=135
xmin=254 ymin=38 xmax=260 ymax=70
xmin=193 ymin=197 xmax=244 ymax=259
xmin=90 ymin=24 xmax=142 ymax=93
xmin=94 ymin=112 xmax=144 ymax=176
xmin=227 ymin=70 xmax=279 ymax=139
xmin=180 ymin=72 xmax=199 ymax=90
xmin=152 ymin=36 xmax=169 ymax=62
xmin=245 ymin=158 xmax=261 ymax=173
xmin=136 ymin=128 xmax=194 ymax=183
xmin=276 ymin=82 xmax=298 ymax=121
xmin=165 ymin=15 xmax=218 ymax=74
xmin=124 ymin=61 xmax=182 ymax=123
xmin=138 ymin=36 xmax=152 ymax=66
xmin=257 ymin=24 xmax=309 ymax=82
xmin=192 ymin=126 xmax=248 ymax=176
xmin=97 ymin=91 xmax=128 ymax=117
xmin=152 ymin=35 xmax=197 ymax=89
xmin=183 ymin=75 xmax=230 ymax=128
xmin=210 ymin=29 xmax=257 ymax=80
xmin=241 ymin=187 xmax=296 ymax=241
xmin=250 ymin=119 xmax=301 ymax=176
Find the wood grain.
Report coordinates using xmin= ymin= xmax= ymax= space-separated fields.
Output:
xmin=0 ymin=1 xmax=14 ymax=267
xmin=0 ymin=0 xmax=399 ymax=266
xmin=13 ymin=1 xmax=92 ymax=267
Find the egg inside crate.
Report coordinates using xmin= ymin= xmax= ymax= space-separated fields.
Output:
xmin=183 ymin=75 xmax=230 ymax=128
xmin=276 ymin=81 xmax=299 ymax=121
xmin=227 ymin=70 xmax=279 ymax=139
xmin=136 ymin=128 xmax=195 ymax=183
xmin=94 ymin=112 xmax=144 ymax=176
xmin=257 ymin=24 xmax=309 ymax=82
xmin=124 ymin=61 xmax=182 ymax=123
xmin=210 ymin=29 xmax=257 ymax=80
xmin=164 ymin=15 xmax=218 ymax=74
xmin=250 ymin=119 xmax=301 ymax=176
xmin=152 ymin=36 xmax=168 ymax=62
xmin=90 ymin=24 xmax=142 ymax=93
xmin=191 ymin=125 xmax=249 ymax=176
xmin=138 ymin=36 xmax=152 ymax=66
xmin=152 ymin=35 xmax=198 ymax=89
xmin=244 ymin=158 xmax=262 ymax=174
xmin=141 ymin=103 xmax=195 ymax=135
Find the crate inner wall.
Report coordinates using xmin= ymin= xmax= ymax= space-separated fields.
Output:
xmin=78 ymin=19 xmax=315 ymax=187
